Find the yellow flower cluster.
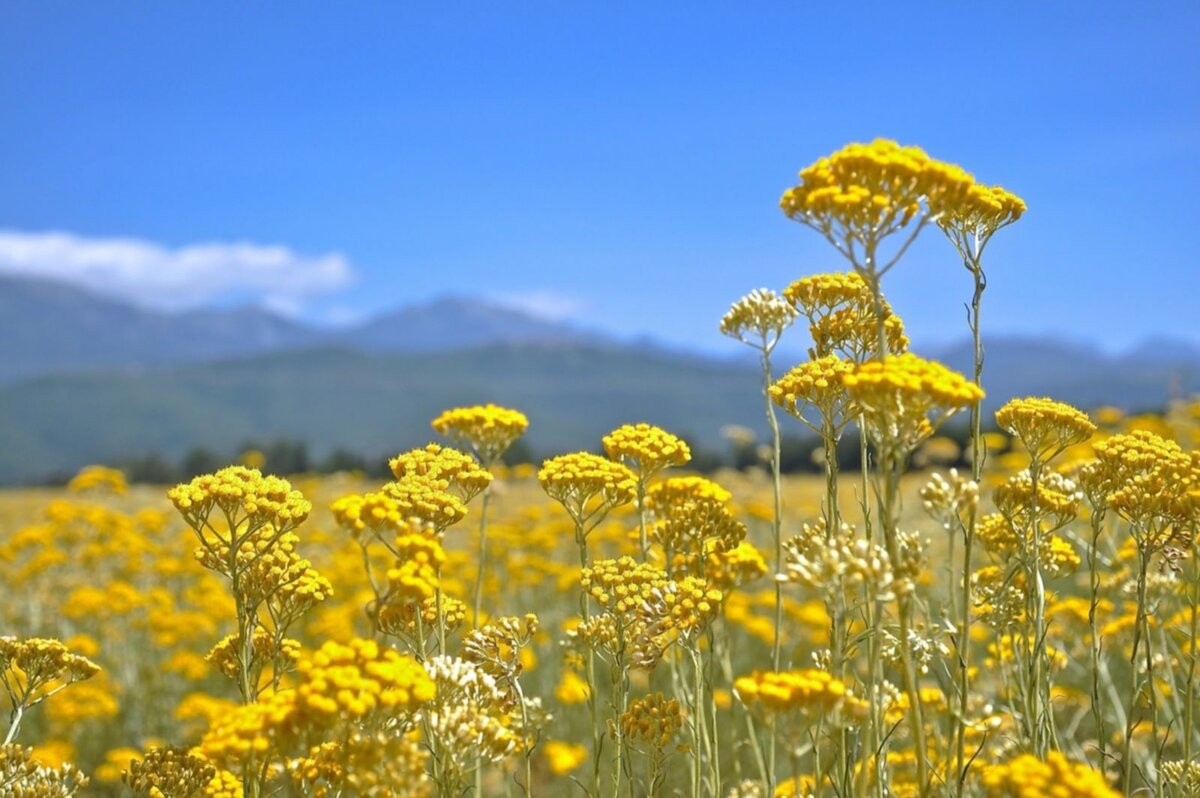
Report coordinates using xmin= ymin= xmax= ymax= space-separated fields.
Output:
xmin=293 ymin=638 xmax=436 ymax=720
xmin=620 ymin=692 xmax=684 ymax=749
xmin=206 ymin=630 xmax=300 ymax=684
xmin=538 ymin=452 xmax=636 ymax=529
xmin=770 ymin=355 xmax=856 ymax=418
xmin=647 ymin=577 xmax=724 ymax=641
xmin=704 ymin=540 xmax=768 ymax=592
xmin=380 ymin=478 xmax=469 ymax=533
xmin=432 ymin=404 xmax=529 ymax=464
xmin=168 ymin=466 xmax=311 ymax=534
xmin=542 ymin=740 xmax=588 ymax=775
xmin=0 ymin=637 xmax=100 ymax=711
xmin=783 ymin=271 xmax=909 ymax=359
xmin=939 ymin=183 xmax=1027 ymax=258
xmin=121 ymin=745 xmax=215 ymax=797
xmin=734 ymin=669 xmax=856 ymax=718
xmin=780 ymin=139 xmax=975 ymax=240
xmin=383 ymin=530 xmax=446 ymax=605
xmin=1092 ymin=430 xmax=1196 ymax=531
xmin=389 ymin=443 xmax=493 ymax=502
xmin=581 ymin=557 xmax=668 ymax=616
xmin=602 ymin=423 xmax=691 ymax=478
xmin=978 ymin=751 xmax=1119 ymax=798
xmin=843 ymin=353 xmax=983 ymax=449
xmin=291 ymin=730 xmax=430 ymax=798
xmin=65 ymin=465 xmax=128 ymax=495
xmin=647 ymin=476 xmax=745 ymax=565
xmin=995 ymin=397 xmax=1096 ymax=462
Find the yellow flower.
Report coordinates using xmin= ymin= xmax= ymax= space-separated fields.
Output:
xmin=843 ymin=353 xmax=982 ymax=450
xmin=432 ymin=404 xmax=528 ymax=464
xmin=995 ymin=397 xmax=1095 ymax=463
xmin=781 ymin=139 xmax=976 ymax=251
xmin=389 ymin=443 xmax=493 ymax=502
xmin=554 ymin=669 xmax=590 ymax=704
xmin=734 ymin=669 xmax=860 ymax=718
xmin=543 ymin=741 xmax=588 ymax=775
xmin=602 ymin=423 xmax=691 ymax=480
xmin=538 ymin=452 xmax=636 ymax=531
xmin=979 ymin=751 xmax=1118 ymax=798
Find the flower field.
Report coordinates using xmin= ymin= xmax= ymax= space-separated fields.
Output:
xmin=1 ymin=140 xmax=1198 ymax=797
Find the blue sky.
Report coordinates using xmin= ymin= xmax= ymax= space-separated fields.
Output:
xmin=1 ymin=3 xmax=1197 ymax=353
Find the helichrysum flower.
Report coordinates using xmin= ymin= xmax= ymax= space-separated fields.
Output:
xmin=770 ymin=355 xmax=856 ymax=425
xmin=66 ymin=465 xmax=128 ymax=495
xmin=734 ymin=669 xmax=862 ymax=719
xmin=290 ymin=730 xmax=430 ymax=798
xmin=705 ymin=540 xmax=768 ymax=592
xmin=538 ymin=452 xmax=636 ymax=532
xmin=602 ymin=423 xmax=691 ymax=479
xmin=939 ymin=183 xmax=1027 ymax=266
xmin=168 ymin=466 xmax=311 ymax=535
xmin=389 ymin=443 xmax=493 ymax=502
xmin=978 ymin=751 xmax=1119 ymax=798
xmin=543 ymin=741 xmax=588 ymax=775
xmin=720 ymin=289 xmax=797 ymax=350
xmin=620 ymin=692 xmax=684 ymax=750
xmin=781 ymin=139 xmax=976 ymax=250
xmin=843 ymin=353 xmax=983 ymax=450
xmin=0 ymin=744 xmax=89 ymax=796
xmin=783 ymin=271 xmax=909 ymax=359
xmin=380 ymin=476 xmax=469 ymax=534
xmin=1092 ymin=430 xmax=1194 ymax=534
xmin=432 ymin=404 xmax=529 ymax=464
xmin=995 ymin=397 xmax=1095 ymax=463
xmin=422 ymin=655 xmax=519 ymax=766
xmin=646 ymin=476 xmax=745 ymax=565
xmin=121 ymin=746 xmax=215 ymax=797
xmin=0 ymin=637 xmax=100 ymax=730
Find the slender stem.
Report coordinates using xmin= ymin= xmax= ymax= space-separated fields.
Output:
xmin=473 ymin=487 xmax=492 ymax=628
xmin=956 ymin=261 xmax=985 ymax=796
xmin=1183 ymin=538 xmax=1200 ymax=784
xmin=1088 ymin=510 xmax=1108 ymax=771
xmin=762 ymin=341 xmax=785 ymax=793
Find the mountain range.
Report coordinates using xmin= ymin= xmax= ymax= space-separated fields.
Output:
xmin=0 ymin=274 xmax=1197 ymax=483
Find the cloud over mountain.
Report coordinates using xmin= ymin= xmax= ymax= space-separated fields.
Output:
xmin=0 ymin=229 xmax=355 ymax=312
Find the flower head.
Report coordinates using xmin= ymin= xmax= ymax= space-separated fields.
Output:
xmin=720 ymin=289 xmax=797 ymax=351
xmin=432 ymin=404 xmax=528 ymax=464
xmin=979 ymin=752 xmax=1118 ymax=798
xmin=781 ymin=139 xmax=976 ymax=261
xmin=389 ymin=443 xmax=493 ymax=502
xmin=995 ymin=397 xmax=1095 ymax=464
xmin=538 ymin=453 xmax=636 ymax=532
xmin=843 ymin=354 xmax=982 ymax=450
xmin=602 ymin=423 xmax=691 ymax=481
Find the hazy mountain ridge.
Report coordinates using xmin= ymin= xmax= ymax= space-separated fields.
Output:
xmin=0 ymin=275 xmax=602 ymax=382
xmin=0 ymin=274 xmax=1196 ymax=482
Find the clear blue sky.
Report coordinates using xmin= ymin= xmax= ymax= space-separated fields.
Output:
xmin=2 ymin=2 xmax=1197 ymax=352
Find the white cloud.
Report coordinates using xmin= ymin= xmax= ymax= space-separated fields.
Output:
xmin=487 ymin=289 xmax=585 ymax=321
xmin=0 ymin=229 xmax=355 ymax=312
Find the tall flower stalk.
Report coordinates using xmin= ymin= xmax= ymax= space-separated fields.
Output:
xmin=720 ymin=288 xmax=796 ymax=788
xmin=938 ymin=182 xmax=1025 ymax=791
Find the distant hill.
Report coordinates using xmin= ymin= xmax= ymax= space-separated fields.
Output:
xmin=0 ymin=337 xmax=1196 ymax=483
xmin=0 ymin=275 xmax=318 ymax=381
xmin=0 ymin=275 xmax=608 ymax=382
xmin=0 ymin=274 xmax=1197 ymax=482
xmin=0 ymin=344 xmax=761 ymax=482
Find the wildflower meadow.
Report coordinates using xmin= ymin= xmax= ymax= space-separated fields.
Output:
xmin=2 ymin=140 xmax=1199 ymax=798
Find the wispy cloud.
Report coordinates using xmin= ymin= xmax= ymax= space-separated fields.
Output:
xmin=0 ymin=229 xmax=355 ymax=312
xmin=487 ymin=290 xmax=585 ymax=321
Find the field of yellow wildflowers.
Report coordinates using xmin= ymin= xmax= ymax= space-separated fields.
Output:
xmin=1 ymin=140 xmax=1198 ymax=798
